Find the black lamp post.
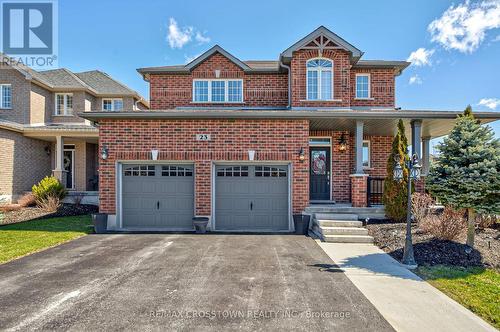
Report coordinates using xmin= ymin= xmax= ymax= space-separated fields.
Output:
xmin=393 ymin=153 xmax=422 ymax=268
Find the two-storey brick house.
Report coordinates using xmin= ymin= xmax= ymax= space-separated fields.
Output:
xmin=0 ymin=55 xmax=148 ymax=203
xmin=82 ymin=26 xmax=499 ymax=232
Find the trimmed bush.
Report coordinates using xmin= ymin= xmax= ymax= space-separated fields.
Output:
xmin=32 ymin=176 xmax=67 ymax=211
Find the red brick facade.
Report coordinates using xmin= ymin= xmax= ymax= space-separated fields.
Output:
xmin=99 ymin=119 xmax=310 ymax=215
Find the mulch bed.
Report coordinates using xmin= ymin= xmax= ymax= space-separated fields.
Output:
xmin=367 ymin=221 xmax=500 ymax=270
xmin=0 ymin=204 xmax=98 ymax=226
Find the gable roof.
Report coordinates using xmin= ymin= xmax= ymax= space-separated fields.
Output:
xmin=75 ymin=70 xmax=139 ymax=96
xmin=280 ymin=26 xmax=363 ymax=64
xmin=185 ymin=45 xmax=250 ymax=71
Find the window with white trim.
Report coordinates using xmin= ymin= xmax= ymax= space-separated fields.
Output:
xmin=362 ymin=140 xmax=370 ymax=168
xmin=192 ymin=79 xmax=243 ymax=103
xmin=0 ymin=84 xmax=12 ymax=109
xmin=356 ymin=74 xmax=370 ymax=99
xmin=103 ymin=98 xmax=123 ymax=111
xmin=307 ymin=59 xmax=333 ymax=100
xmin=55 ymin=93 xmax=73 ymax=115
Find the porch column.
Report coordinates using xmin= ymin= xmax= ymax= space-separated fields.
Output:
xmin=52 ymin=136 xmax=67 ymax=187
xmin=411 ymin=119 xmax=422 ymax=158
xmin=355 ymin=120 xmax=364 ymax=174
xmin=422 ymin=137 xmax=431 ymax=176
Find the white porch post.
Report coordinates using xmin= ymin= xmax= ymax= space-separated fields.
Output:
xmin=422 ymin=137 xmax=431 ymax=175
xmin=52 ymin=136 xmax=67 ymax=187
xmin=411 ymin=120 xmax=422 ymax=158
xmin=355 ymin=120 xmax=364 ymax=174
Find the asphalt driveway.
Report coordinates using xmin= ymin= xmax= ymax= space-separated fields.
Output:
xmin=0 ymin=234 xmax=393 ymax=331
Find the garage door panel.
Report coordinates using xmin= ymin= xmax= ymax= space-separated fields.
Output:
xmin=215 ymin=165 xmax=289 ymax=231
xmin=121 ymin=164 xmax=194 ymax=230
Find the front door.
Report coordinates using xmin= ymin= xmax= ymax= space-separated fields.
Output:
xmin=63 ymin=148 xmax=74 ymax=189
xmin=310 ymin=147 xmax=330 ymax=200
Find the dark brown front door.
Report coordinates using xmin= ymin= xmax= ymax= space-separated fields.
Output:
xmin=310 ymin=147 xmax=330 ymax=201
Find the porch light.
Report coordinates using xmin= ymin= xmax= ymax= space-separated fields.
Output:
xmin=151 ymin=149 xmax=159 ymax=161
xmin=298 ymin=147 xmax=305 ymax=162
xmin=393 ymin=155 xmax=403 ymax=182
xmin=101 ymin=145 xmax=109 ymax=160
xmin=338 ymin=133 xmax=347 ymax=152
xmin=44 ymin=145 xmax=51 ymax=156
xmin=410 ymin=154 xmax=422 ymax=180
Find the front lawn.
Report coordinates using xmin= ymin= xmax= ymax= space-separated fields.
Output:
xmin=417 ymin=265 xmax=500 ymax=329
xmin=0 ymin=215 xmax=93 ymax=264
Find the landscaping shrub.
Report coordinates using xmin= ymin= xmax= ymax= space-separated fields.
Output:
xmin=32 ymin=176 xmax=67 ymax=211
xmin=71 ymin=194 xmax=84 ymax=207
xmin=420 ymin=207 xmax=466 ymax=241
xmin=17 ymin=193 xmax=36 ymax=207
xmin=412 ymin=192 xmax=434 ymax=225
xmin=36 ymin=195 xmax=61 ymax=212
xmin=0 ymin=204 xmax=21 ymax=212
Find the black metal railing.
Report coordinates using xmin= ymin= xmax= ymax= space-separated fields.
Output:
xmin=367 ymin=177 xmax=385 ymax=206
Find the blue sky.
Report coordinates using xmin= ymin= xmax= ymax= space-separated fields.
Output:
xmin=57 ymin=0 xmax=499 ymax=142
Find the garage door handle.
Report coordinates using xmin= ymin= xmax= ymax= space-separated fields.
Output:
xmin=157 ymin=201 xmax=160 ymax=210
xmin=250 ymin=202 xmax=253 ymax=210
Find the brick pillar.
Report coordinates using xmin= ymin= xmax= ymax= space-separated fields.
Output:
xmin=350 ymin=174 xmax=369 ymax=207
xmin=415 ymin=179 xmax=425 ymax=193
xmin=195 ymin=161 xmax=211 ymax=216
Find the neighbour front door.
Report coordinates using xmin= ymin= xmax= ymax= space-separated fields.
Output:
xmin=310 ymin=147 xmax=330 ymax=201
xmin=63 ymin=146 xmax=74 ymax=189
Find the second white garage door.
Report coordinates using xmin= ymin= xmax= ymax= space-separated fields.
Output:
xmin=215 ymin=165 xmax=289 ymax=231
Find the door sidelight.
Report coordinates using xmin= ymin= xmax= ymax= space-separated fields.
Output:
xmin=157 ymin=201 xmax=160 ymax=210
xmin=250 ymin=202 xmax=253 ymax=210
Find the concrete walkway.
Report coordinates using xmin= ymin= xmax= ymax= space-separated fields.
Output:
xmin=317 ymin=241 xmax=496 ymax=332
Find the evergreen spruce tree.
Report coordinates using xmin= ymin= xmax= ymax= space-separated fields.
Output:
xmin=427 ymin=106 xmax=500 ymax=247
xmin=383 ymin=120 xmax=411 ymax=221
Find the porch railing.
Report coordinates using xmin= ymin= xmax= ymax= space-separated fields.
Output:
xmin=367 ymin=177 xmax=385 ymax=206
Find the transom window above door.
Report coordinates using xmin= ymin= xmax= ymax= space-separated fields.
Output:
xmin=193 ymin=79 xmax=243 ymax=103
xmin=103 ymin=98 xmax=123 ymax=111
xmin=306 ymin=58 xmax=333 ymax=100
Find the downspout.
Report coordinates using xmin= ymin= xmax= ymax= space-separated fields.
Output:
xmin=279 ymin=60 xmax=291 ymax=109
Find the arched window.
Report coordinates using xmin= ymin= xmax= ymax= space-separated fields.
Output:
xmin=306 ymin=58 xmax=333 ymax=100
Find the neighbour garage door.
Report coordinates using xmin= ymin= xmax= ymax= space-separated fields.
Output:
xmin=121 ymin=164 xmax=194 ymax=230
xmin=215 ymin=165 xmax=289 ymax=231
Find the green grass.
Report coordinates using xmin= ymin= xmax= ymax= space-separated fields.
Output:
xmin=416 ymin=265 xmax=500 ymax=329
xmin=0 ymin=215 xmax=93 ymax=264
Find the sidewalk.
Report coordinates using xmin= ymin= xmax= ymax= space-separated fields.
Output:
xmin=317 ymin=241 xmax=496 ymax=332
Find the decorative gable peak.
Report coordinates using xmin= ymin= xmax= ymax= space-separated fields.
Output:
xmin=280 ymin=26 xmax=363 ymax=64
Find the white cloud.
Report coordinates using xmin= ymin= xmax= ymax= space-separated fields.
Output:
xmin=428 ymin=0 xmax=500 ymax=53
xmin=409 ymin=74 xmax=423 ymax=85
xmin=407 ymin=48 xmax=435 ymax=66
xmin=478 ymin=98 xmax=500 ymax=109
xmin=493 ymin=34 xmax=500 ymax=41
xmin=195 ymin=32 xmax=210 ymax=44
xmin=166 ymin=18 xmax=211 ymax=49
xmin=167 ymin=18 xmax=193 ymax=49
xmin=184 ymin=53 xmax=202 ymax=64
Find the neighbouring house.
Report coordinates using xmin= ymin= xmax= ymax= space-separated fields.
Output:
xmin=81 ymin=26 xmax=499 ymax=231
xmin=0 ymin=55 xmax=148 ymax=204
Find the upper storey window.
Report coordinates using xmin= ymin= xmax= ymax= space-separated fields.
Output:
xmin=306 ymin=59 xmax=333 ymax=100
xmin=103 ymin=98 xmax=124 ymax=111
xmin=193 ymin=79 xmax=243 ymax=103
xmin=55 ymin=93 xmax=73 ymax=115
xmin=355 ymin=74 xmax=370 ymax=99
xmin=0 ymin=84 xmax=12 ymax=109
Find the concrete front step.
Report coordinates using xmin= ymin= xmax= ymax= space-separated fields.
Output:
xmin=314 ymin=213 xmax=359 ymax=221
xmin=323 ymin=234 xmax=374 ymax=243
xmin=318 ymin=220 xmax=363 ymax=228
xmin=320 ymin=226 xmax=368 ymax=236
xmin=304 ymin=205 xmax=386 ymax=219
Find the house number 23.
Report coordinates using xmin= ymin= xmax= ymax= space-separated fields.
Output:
xmin=196 ymin=134 xmax=211 ymax=141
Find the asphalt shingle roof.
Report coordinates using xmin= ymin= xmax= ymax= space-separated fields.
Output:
xmin=75 ymin=71 xmax=137 ymax=95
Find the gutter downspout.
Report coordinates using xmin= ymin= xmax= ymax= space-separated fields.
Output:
xmin=279 ymin=59 xmax=291 ymax=109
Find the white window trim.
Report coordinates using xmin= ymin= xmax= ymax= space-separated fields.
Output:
xmin=355 ymin=73 xmax=372 ymax=100
xmin=54 ymin=93 xmax=73 ymax=116
xmin=192 ymin=79 xmax=244 ymax=103
xmin=306 ymin=58 xmax=334 ymax=101
xmin=0 ymin=84 xmax=12 ymax=109
xmin=362 ymin=140 xmax=371 ymax=168
xmin=102 ymin=98 xmax=124 ymax=111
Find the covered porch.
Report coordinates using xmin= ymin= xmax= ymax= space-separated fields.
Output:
xmin=23 ymin=126 xmax=99 ymax=194
xmin=307 ymin=110 xmax=500 ymax=207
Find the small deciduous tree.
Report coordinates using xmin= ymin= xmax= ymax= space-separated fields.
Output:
xmin=426 ymin=106 xmax=500 ymax=247
xmin=383 ymin=120 xmax=411 ymax=221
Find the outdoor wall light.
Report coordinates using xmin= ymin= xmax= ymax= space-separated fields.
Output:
xmin=101 ymin=145 xmax=109 ymax=160
xmin=151 ymin=149 xmax=159 ymax=161
xmin=299 ymin=147 xmax=305 ymax=162
xmin=44 ymin=145 xmax=51 ymax=156
xmin=338 ymin=133 xmax=347 ymax=152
